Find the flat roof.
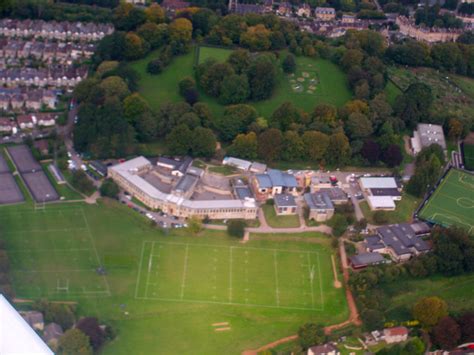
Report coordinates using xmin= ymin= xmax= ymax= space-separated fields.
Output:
xmin=0 ymin=294 xmax=53 ymax=355
xmin=174 ymin=174 xmax=198 ymax=194
xmin=223 ymin=157 xmax=251 ymax=170
xmin=274 ymin=193 xmax=296 ymax=207
xmin=417 ymin=123 xmax=446 ymax=150
xmin=304 ymin=192 xmax=334 ymax=210
xmin=369 ymin=188 xmax=401 ymax=197
xmin=367 ymin=196 xmax=396 ymax=209
xmin=360 ymin=177 xmax=398 ymax=189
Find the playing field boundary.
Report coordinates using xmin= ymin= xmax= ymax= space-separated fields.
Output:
xmin=135 ymin=241 xmax=325 ymax=311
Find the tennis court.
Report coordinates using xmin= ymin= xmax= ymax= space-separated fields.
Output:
xmin=418 ymin=169 xmax=474 ymax=233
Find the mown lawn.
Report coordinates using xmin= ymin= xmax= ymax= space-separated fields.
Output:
xmin=208 ymin=165 xmax=237 ymax=175
xmin=262 ymin=204 xmax=300 ymax=228
xmin=131 ymin=46 xmax=352 ymax=119
xmin=359 ymin=192 xmax=420 ymax=225
xmin=1 ymin=199 xmax=348 ymax=355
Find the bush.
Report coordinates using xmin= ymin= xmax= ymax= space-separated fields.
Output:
xmin=147 ymin=58 xmax=164 ymax=74
xmin=71 ymin=170 xmax=95 ymax=196
xmin=227 ymin=220 xmax=246 ymax=238
xmin=76 ymin=317 xmax=105 ymax=350
xmin=100 ymin=179 xmax=119 ymax=199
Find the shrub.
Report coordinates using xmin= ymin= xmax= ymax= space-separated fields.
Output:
xmin=227 ymin=220 xmax=246 ymax=238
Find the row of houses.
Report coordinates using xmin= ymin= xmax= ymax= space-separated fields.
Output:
xmin=0 ymin=113 xmax=58 ymax=134
xmin=0 ymin=39 xmax=96 ymax=63
xmin=0 ymin=19 xmax=114 ymax=42
xmin=396 ymin=16 xmax=462 ymax=43
xmin=0 ymin=66 xmax=88 ymax=89
xmin=0 ymin=88 xmax=58 ymax=112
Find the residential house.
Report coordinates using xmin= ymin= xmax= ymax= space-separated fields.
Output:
xmin=365 ymin=222 xmax=431 ymax=262
xmin=342 ymin=14 xmax=356 ymax=23
xmin=383 ymin=326 xmax=408 ymax=344
xmin=274 ymin=193 xmax=297 ymax=215
xmin=396 ymin=16 xmax=461 ymax=43
xmin=411 ymin=123 xmax=447 ymax=156
xmin=35 ymin=113 xmax=56 ymax=127
xmin=21 ymin=311 xmax=44 ymax=331
xmin=307 ymin=343 xmax=340 ymax=355
xmin=235 ymin=3 xmax=266 ymax=14
xmin=0 ymin=94 xmax=9 ymax=111
xmin=253 ymin=169 xmax=298 ymax=200
xmin=297 ymin=3 xmax=312 ymax=17
xmin=26 ymin=90 xmax=43 ymax=111
xmin=161 ymin=0 xmax=191 ymax=14
xmin=277 ymin=2 xmax=292 ymax=16
xmin=17 ymin=114 xmax=36 ymax=129
xmin=264 ymin=0 xmax=274 ymax=12
xmin=304 ymin=191 xmax=335 ymax=222
xmin=43 ymin=323 xmax=63 ymax=349
xmin=11 ymin=93 xmax=25 ymax=110
xmin=315 ymin=7 xmax=336 ymax=21
xmin=0 ymin=117 xmax=18 ymax=134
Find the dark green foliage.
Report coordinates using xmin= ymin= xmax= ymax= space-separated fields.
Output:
xmin=297 ymin=323 xmax=326 ymax=350
xmin=34 ymin=299 xmax=76 ymax=330
xmin=100 ymin=179 xmax=119 ymax=199
xmin=76 ymin=317 xmax=105 ymax=351
xmin=282 ymin=53 xmax=296 ymax=73
xmin=329 ymin=214 xmax=349 ymax=237
xmin=147 ymin=59 xmax=164 ymax=74
xmin=432 ymin=316 xmax=461 ymax=350
xmin=406 ymin=145 xmax=444 ymax=197
xmin=382 ymin=144 xmax=403 ymax=167
xmin=394 ymin=83 xmax=433 ymax=128
xmin=71 ymin=170 xmax=95 ymax=196
xmin=227 ymin=220 xmax=246 ymax=238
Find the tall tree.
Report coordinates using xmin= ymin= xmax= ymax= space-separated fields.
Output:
xmin=394 ymin=83 xmax=433 ymax=128
xmin=76 ymin=317 xmax=105 ymax=351
xmin=326 ymin=132 xmax=352 ymax=166
xmin=301 ymin=131 xmax=329 ymax=163
xmin=432 ymin=316 xmax=461 ymax=350
xmin=413 ymin=296 xmax=448 ymax=329
xmin=57 ymin=329 xmax=92 ymax=355
xmin=228 ymin=132 xmax=258 ymax=160
xmin=298 ymin=323 xmax=326 ymax=350
xmin=191 ymin=127 xmax=216 ymax=158
xmin=258 ymin=128 xmax=283 ymax=162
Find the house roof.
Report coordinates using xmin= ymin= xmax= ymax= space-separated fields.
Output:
xmin=384 ymin=326 xmax=408 ymax=337
xmin=173 ymin=173 xmax=198 ymax=194
xmin=274 ymin=193 xmax=296 ymax=207
xmin=43 ymin=323 xmax=63 ymax=343
xmin=376 ymin=223 xmax=431 ymax=256
xmin=360 ymin=177 xmax=398 ymax=189
xmin=416 ymin=123 xmax=446 ymax=150
xmin=235 ymin=186 xmax=253 ymax=199
xmin=365 ymin=235 xmax=385 ymax=250
xmin=350 ymin=252 xmax=386 ymax=267
xmin=223 ymin=156 xmax=252 ymax=170
xmin=0 ymin=295 xmax=53 ymax=355
xmin=304 ymin=192 xmax=334 ymax=210
xmin=369 ymin=188 xmax=401 ymax=197
xmin=319 ymin=187 xmax=347 ymax=201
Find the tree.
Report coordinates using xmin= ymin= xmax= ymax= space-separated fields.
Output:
xmin=340 ymin=49 xmax=364 ymax=71
xmin=147 ymin=58 xmax=164 ymax=75
xmin=144 ymin=3 xmax=165 ymax=23
xmin=113 ymin=3 xmax=146 ymax=31
xmin=166 ymin=124 xmax=193 ymax=155
xmin=329 ymin=214 xmax=349 ymax=237
xmin=361 ymin=140 xmax=382 ymax=165
xmin=282 ymin=53 xmax=296 ymax=73
xmin=448 ymin=118 xmax=463 ymax=141
xmin=96 ymin=61 xmax=119 ymax=78
xmin=298 ymin=323 xmax=326 ymax=350
xmin=258 ymin=128 xmax=283 ymax=162
xmin=219 ymin=74 xmax=249 ymax=105
xmin=413 ymin=296 xmax=448 ymax=329
xmin=191 ymin=127 xmax=216 ymax=158
xmin=282 ymin=130 xmax=304 ymax=161
xmin=240 ymin=24 xmax=271 ymax=51
xmin=199 ymin=62 xmax=234 ymax=97
xmin=407 ymin=146 xmax=443 ymax=197
xmin=123 ymin=93 xmax=149 ymax=124
xmin=227 ymin=49 xmax=251 ymax=74
xmin=432 ymin=226 xmax=474 ymax=275
xmin=361 ymin=309 xmax=385 ymax=331
xmin=227 ymin=220 xmax=246 ymax=238
xmin=187 ymin=216 xmax=202 ymax=235
xmin=302 ymin=131 xmax=329 ymax=163
xmin=169 ymin=18 xmax=192 ymax=53
xmin=71 ymin=170 xmax=95 ymax=196
xmin=179 ymin=77 xmax=196 ymax=97
xmin=271 ymin=102 xmax=301 ymax=131
xmin=458 ymin=312 xmax=474 ymax=343
xmin=218 ymin=104 xmax=257 ymax=141
xmin=382 ymin=144 xmax=403 ymax=167
xmin=124 ymin=32 xmax=148 ymax=60
xmin=57 ymin=329 xmax=92 ymax=355
xmin=228 ymin=132 xmax=258 ymax=160
xmin=100 ymin=179 xmax=119 ymax=199
xmin=432 ymin=316 xmax=461 ymax=350
xmin=326 ymin=132 xmax=352 ymax=166
xmin=75 ymin=317 xmax=105 ymax=351
xmin=394 ymin=83 xmax=433 ymax=128
xmin=137 ymin=22 xmax=168 ymax=49
xmin=99 ymin=76 xmax=130 ymax=100
xmin=346 ymin=112 xmax=373 ymax=139
xmin=247 ymin=53 xmax=277 ymax=100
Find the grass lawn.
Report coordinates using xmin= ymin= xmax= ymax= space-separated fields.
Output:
xmin=41 ymin=163 xmax=83 ymax=201
xmin=359 ymin=192 xmax=420 ymax=225
xmin=418 ymin=168 xmax=474 ymax=233
xmin=384 ymin=80 xmax=402 ymax=106
xmin=0 ymin=199 xmax=347 ymax=355
xmin=131 ymin=46 xmax=352 ymax=119
xmin=208 ymin=165 xmax=237 ymax=175
xmin=198 ymin=46 xmax=233 ymax=64
xmin=262 ymin=204 xmax=300 ymax=228
xmin=379 ymin=273 xmax=474 ymax=321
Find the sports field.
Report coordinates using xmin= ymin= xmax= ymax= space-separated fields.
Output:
xmin=136 ymin=241 xmax=323 ymax=310
xmin=463 ymin=143 xmax=474 ymax=171
xmin=418 ymin=169 xmax=474 ymax=233
xmin=0 ymin=200 xmax=348 ymax=354
xmin=0 ymin=206 xmax=110 ymax=298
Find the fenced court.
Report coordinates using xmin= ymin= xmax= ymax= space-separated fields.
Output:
xmin=135 ymin=241 xmax=324 ymax=311
xmin=0 ymin=207 xmax=110 ymax=298
xmin=418 ymin=169 xmax=474 ymax=233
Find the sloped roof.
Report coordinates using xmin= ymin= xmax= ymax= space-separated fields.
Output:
xmin=0 ymin=295 xmax=53 ymax=355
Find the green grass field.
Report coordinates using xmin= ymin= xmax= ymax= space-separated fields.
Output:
xmin=262 ymin=204 xmax=300 ymax=228
xmin=463 ymin=143 xmax=474 ymax=171
xmin=0 ymin=199 xmax=348 ymax=354
xmin=418 ymin=169 xmax=474 ymax=233
xmin=131 ymin=46 xmax=352 ymax=118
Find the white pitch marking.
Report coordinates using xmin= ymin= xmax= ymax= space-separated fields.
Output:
xmin=307 ymin=252 xmax=315 ymax=309
xmin=273 ymin=250 xmax=280 ymax=307
xmin=180 ymin=244 xmax=189 ymax=299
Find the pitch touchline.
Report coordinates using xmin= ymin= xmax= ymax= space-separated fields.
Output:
xmin=135 ymin=241 xmax=148 ymax=299
xmin=180 ymin=244 xmax=189 ymax=300
xmin=135 ymin=296 xmax=323 ymax=311
xmin=145 ymin=241 xmax=320 ymax=254
xmin=2 ymin=228 xmax=88 ymax=234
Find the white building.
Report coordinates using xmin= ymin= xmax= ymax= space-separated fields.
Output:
xmin=222 ymin=156 xmax=252 ymax=171
xmin=366 ymin=196 xmax=396 ymax=211
xmin=411 ymin=123 xmax=447 ymax=155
